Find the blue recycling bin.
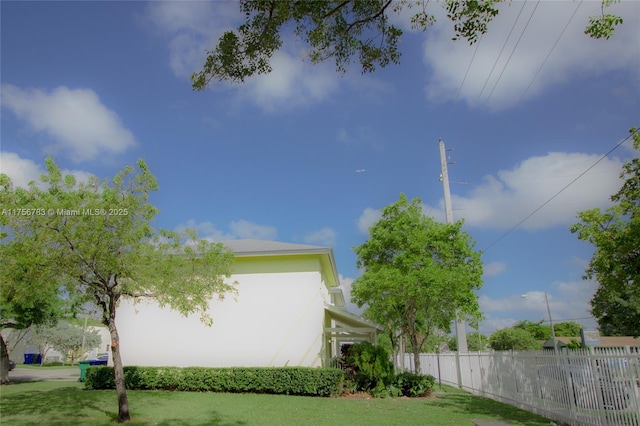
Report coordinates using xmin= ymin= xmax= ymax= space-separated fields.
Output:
xmin=89 ymin=360 xmax=107 ymax=366
xmin=23 ymin=353 xmax=41 ymax=364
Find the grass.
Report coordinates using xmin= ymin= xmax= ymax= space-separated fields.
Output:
xmin=0 ymin=381 xmax=556 ymax=425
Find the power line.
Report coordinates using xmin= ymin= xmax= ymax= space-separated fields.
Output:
xmin=474 ymin=1 xmax=533 ymax=109
xmin=459 ymin=0 xmax=584 ymax=179
xmin=455 ymin=1 xmax=535 ymax=149
xmin=444 ymin=33 xmax=484 ymax=128
xmin=479 ymin=0 xmax=542 ymax=110
xmin=482 ymin=130 xmax=636 ymax=252
xmin=454 ymin=1 xmax=530 ymax=148
xmin=509 ymin=0 xmax=583 ymax=115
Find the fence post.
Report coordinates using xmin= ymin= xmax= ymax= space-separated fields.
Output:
xmin=436 ymin=349 xmax=442 ymax=390
xmin=625 ymin=346 xmax=640 ymax=422
xmin=479 ymin=351 xmax=486 ymax=397
xmin=455 ymin=350 xmax=463 ymax=389
xmin=589 ymin=346 xmax=608 ymax=426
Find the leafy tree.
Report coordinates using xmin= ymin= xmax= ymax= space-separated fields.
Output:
xmin=567 ymin=338 xmax=583 ymax=350
xmin=489 ymin=328 xmax=541 ymax=351
xmin=584 ymin=0 xmax=624 ymax=40
xmin=192 ymin=0 xmax=624 ymax=87
xmin=570 ymin=127 xmax=640 ymax=337
xmin=28 ymin=321 xmax=102 ymax=365
xmin=50 ymin=321 xmax=102 ymax=365
xmin=448 ymin=332 xmax=488 ymax=351
xmin=0 ymin=158 xmax=236 ymax=423
xmin=0 ymin=224 xmax=63 ymax=382
xmin=513 ymin=320 xmax=551 ymax=340
xmin=352 ymin=194 xmax=483 ymax=373
xmin=419 ymin=332 xmax=449 ymax=353
xmin=553 ymin=321 xmax=583 ymax=337
xmin=28 ymin=325 xmax=57 ymax=366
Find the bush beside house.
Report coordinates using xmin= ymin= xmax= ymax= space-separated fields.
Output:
xmin=84 ymin=343 xmax=435 ymax=399
xmin=86 ymin=366 xmax=344 ymax=397
xmin=340 ymin=342 xmax=435 ymax=398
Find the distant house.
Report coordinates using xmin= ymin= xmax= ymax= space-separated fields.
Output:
xmin=118 ymin=240 xmax=382 ymax=368
xmin=554 ymin=336 xmax=640 ymax=350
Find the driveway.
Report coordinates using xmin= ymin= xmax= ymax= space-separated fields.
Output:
xmin=8 ymin=366 xmax=80 ymax=382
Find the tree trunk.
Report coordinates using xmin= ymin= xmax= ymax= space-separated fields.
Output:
xmin=408 ymin=332 xmax=421 ymax=374
xmin=1 ymin=333 xmax=10 ymax=384
xmin=107 ymin=319 xmax=130 ymax=423
xmin=388 ymin=330 xmax=398 ymax=374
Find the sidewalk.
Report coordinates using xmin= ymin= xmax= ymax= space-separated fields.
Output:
xmin=8 ymin=367 xmax=79 ymax=382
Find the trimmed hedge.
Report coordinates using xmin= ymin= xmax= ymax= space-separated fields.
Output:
xmin=85 ymin=366 xmax=344 ymax=397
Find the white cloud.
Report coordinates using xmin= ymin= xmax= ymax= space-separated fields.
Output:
xmin=336 ymin=128 xmax=350 ymax=144
xmin=335 ymin=125 xmax=384 ymax=151
xmin=143 ymin=1 xmax=240 ymax=78
xmin=478 ymin=315 xmax=521 ymax=336
xmin=175 ymin=219 xmax=277 ymax=241
xmin=175 ymin=219 xmax=234 ymax=241
xmin=1 ymin=85 xmax=135 ymax=162
xmin=240 ymin=50 xmax=340 ymax=112
xmin=143 ymin=2 xmax=340 ymax=112
xmin=304 ymin=227 xmax=337 ymax=247
xmin=422 ymin=1 xmax=640 ymax=110
xmin=229 ymin=220 xmax=277 ymax=240
xmin=479 ymin=293 xmax=527 ymax=314
xmin=0 ymin=152 xmax=94 ymax=189
xmin=427 ymin=151 xmax=623 ymax=230
xmin=0 ymin=152 xmax=44 ymax=188
xmin=479 ymin=280 xmax=598 ymax=333
xmin=338 ymin=274 xmax=363 ymax=315
xmin=483 ymin=261 xmax=507 ymax=278
xmin=357 ymin=207 xmax=382 ymax=235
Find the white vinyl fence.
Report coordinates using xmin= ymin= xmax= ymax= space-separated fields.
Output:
xmin=400 ymin=347 xmax=640 ymax=426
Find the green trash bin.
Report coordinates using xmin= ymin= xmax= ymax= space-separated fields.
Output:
xmin=78 ymin=360 xmax=91 ymax=382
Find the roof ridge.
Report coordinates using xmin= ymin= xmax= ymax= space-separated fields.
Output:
xmin=220 ymin=239 xmax=331 ymax=254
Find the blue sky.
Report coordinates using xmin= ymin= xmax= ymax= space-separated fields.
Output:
xmin=1 ymin=1 xmax=639 ymax=336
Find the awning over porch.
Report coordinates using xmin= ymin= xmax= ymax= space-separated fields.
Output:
xmin=324 ymin=304 xmax=383 ymax=343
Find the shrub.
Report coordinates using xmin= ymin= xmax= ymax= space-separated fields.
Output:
xmin=394 ymin=372 xmax=435 ymax=397
xmin=342 ymin=342 xmax=394 ymax=393
xmin=85 ymin=366 xmax=344 ymax=397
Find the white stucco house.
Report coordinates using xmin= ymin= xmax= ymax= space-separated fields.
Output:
xmin=117 ymin=239 xmax=382 ymax=368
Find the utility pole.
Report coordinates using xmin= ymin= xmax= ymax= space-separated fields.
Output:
xmin=544 ymin=292 xmax=557 ymax=351
xmin=439 ymin=139 xmax=468 ymax=353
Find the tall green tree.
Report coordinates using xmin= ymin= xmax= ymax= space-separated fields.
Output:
xmin=0 ymin=158 xmax=236 ymax=423
xmin=570 ymin=127 xmax=640 ymax=337
xmin=28 ymin=325 xmax=58 ymax=366
xmin=28 ymin=321 xmax=102 ymax=365
xmin=448 ymin=331 xmax=488 ymax=352
xmin=489 ymin=328 xmax=542 ymax=351
xmin=0 ymin=219 xmax=63 ymax=382
xmin=351 ymin=194 xmax=483 ymax=373
xmin=50 ymin=321 xmax=102 ymax=365
xmin=513 ymin=320 xmax=551 ymax=340
xmin=553 ymin=321 xmax=583 ymax=337
xmin=192 ymin=0 xmax=624 ymax=88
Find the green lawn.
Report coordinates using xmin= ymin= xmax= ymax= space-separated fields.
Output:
xmin=0 ymin=382 xmax=555 ymax=425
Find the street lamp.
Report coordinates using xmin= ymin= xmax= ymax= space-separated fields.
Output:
xmin=521 ymin=292 xmax=557 ymax=350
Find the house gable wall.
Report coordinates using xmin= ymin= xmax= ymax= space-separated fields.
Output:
xmin=117 ymin=255 xmax=330 ymax=367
